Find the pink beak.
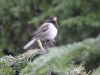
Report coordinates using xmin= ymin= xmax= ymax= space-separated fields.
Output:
xmin=53 ymin=17 xmax=57 ymax=21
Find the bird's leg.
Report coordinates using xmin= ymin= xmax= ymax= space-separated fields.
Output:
xmin=44 ymin=40 xmax=54 ymax=50
xmin=37 ymin=40 xmax=46 ymax=52
xmin=44 ymin=40 xmax=47 ymax=49
xmin=44 ymin=40 xmax=49 ymax=50
xmin=49 ymin=40 xmax=54 ymax=47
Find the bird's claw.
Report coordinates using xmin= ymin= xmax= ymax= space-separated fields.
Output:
xmin=37 ymin=49 xmax=46 ymax=54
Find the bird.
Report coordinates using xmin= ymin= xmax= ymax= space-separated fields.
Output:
xmin=23 ymin=16 xmax=58 ymax=51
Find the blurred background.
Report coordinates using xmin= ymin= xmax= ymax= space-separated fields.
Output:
xmin=0 ymin=0 xmax=100 ymax=57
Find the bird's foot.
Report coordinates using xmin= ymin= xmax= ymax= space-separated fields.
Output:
xmin=38 ymin=49 xmax=46 ymax=54
xmin=43 ymin=40 xmax=54 ymax=51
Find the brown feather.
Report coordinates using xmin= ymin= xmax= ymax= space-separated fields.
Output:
xmin=32 ymin=23 xmax=49 ymax=39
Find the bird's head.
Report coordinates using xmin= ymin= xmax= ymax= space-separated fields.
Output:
xmin=46 ymin=17 xmax=57 ymax=23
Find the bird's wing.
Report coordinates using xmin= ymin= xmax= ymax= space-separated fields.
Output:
xmin=32 ymin=23 xmax=49 ymax=39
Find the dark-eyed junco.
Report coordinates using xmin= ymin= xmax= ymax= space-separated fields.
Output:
xmin=23 ymin=17 xmax=58 ymax=51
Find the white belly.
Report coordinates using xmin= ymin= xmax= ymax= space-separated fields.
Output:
xmin=41 ymin=23 xmax=57 ymax=41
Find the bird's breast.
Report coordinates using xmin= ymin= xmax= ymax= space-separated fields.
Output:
xmin=41 ymin=23 xmax=58 ymax=41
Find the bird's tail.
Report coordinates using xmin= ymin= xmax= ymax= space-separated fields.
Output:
xmin=23 ymin=38 xmax=37 ymax=49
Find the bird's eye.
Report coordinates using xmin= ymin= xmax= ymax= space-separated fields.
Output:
xmin=48 ymin=17 xmax=53 ymax=19
xmin=49 ymin=18 xmax=52 ymax=19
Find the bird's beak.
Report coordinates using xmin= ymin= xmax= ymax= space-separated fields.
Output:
xmin=53 ymin=17 xmax=57 ymax=21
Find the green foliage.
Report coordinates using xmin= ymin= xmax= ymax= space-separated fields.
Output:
xmin=0 ymin=0 xmax=100 ymax=74
xmin=20 ymin=35 xmax=100 ymax=75
xmin=0 ymin=62 xmax=15 ymax=75
xmin=0 ymin=35 xmax=100 ymax=75
xmin=0 ymin=0 xmax=100 ymax=57
xmin=92 ymin=67 xmax=100 ymax=75
xmin=0 ymin=55 xmax=28 ymax=75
